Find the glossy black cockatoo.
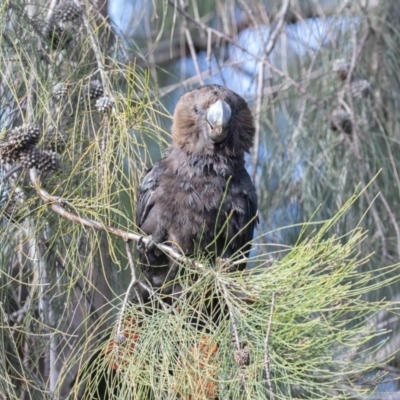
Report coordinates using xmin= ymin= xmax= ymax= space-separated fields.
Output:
xmin=135 ymin=84 xmax=258 ymax=306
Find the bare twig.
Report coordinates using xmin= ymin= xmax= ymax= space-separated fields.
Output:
xmin=265 ymin=0 xmax=290 ymax=56
xmin=113 ymin=241 xmax=142 ymax=367
xmin=157 ymin=63 xmax=328 ymax=100
xmin=220 ymin=285 xmax=250 ymax=396
xmin=124 ymin=240 xmax=144 ymax=311
xmin=42 ymin=226 xmax=58 ymax=393
xmin=73 ymin=0 xmax=113 ymax=184
xmin=73 ymin=0 xmax=108 ymax=92
xmin=251 ymin=60 xmax=265 ymax=183
xmin=0 ymin=164 xmax=23 ymax=184
xmin=179 ymin=0 xmax=204 ymax=85
xmin=26 ymin=220 xmax=53 ymax=390
xmin=115 ymin=241 xmax=148 ymax=349
xmin=41 ymin=0 xmax=59 ymax=38
xmin=252 ymin=2 xmax=289 ymax=170
xmin=265 ymin=292 xmax=275 ymax=400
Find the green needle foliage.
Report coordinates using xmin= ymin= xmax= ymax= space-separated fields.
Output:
xmin=67 ymin=198 xmax=399 ymax=399
xmin=1 ymin=1 xmax=400 ymax=399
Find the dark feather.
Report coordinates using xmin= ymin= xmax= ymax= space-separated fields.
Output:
xmin=136 ymin=84 xmax=258 ymax=296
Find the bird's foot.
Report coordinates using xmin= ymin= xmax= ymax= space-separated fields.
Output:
xmin=137 ymin=235 xmax=162 ymax=256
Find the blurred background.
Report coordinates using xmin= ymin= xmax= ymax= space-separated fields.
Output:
xmin=1 ymin=0 xmax=400 ymax=398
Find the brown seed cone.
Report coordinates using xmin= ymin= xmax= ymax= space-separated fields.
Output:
xmin=234 ymin=346 xmax=250 ymax=366
xmin=88 ymin=79 xmax=103 ymax=100
xmin=55 ymin=2 xmax=81 ymax=23
xmin=330 ymin=109 xmax=352 ymax=135
xmin=20 ymin=149 xmax=60 ymax=172
xmin=52 ymin=83 xmax=68 ymax=101
xmin=333 ymin=58 xmax=351 ymax=81
xmin=7 ymin=124 xmax=41 ymax=151
xmin=0 ymin=146 xmax=22 ymax=164
xmin=95 ymin=96 xmax=115 ymax=113
xmin=350 ymin=79 xmax=371 ymax=99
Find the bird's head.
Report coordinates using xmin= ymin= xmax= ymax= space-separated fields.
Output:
xmin=171 ymin=84 xmax=255 ymax=157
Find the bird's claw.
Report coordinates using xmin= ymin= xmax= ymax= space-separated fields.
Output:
xmin=137 ymin=236 xmax=154 ymax=251
xmin=137 ymin=235 xmax=161 ymax=256
xmin=137 ymin=236 xmax=145 ymax=251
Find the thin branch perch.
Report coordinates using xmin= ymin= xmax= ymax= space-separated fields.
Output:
xmin=28 ymin=168 xmax=251 ymax=273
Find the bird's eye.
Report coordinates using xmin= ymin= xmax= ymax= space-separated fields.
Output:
xmin=194 ymin=105 xmax=199 ymax=114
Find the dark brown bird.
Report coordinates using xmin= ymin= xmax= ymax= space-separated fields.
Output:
xmin=136 ymin=84 xmax=258 ymax=301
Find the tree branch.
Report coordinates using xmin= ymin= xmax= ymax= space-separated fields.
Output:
xmin=0 ymin=164 xmax=23 ymax=184
xmin=264 ymin=292 xmax=276 ymax=400
xmin=29 ymin=168 xmax=252 ymax=274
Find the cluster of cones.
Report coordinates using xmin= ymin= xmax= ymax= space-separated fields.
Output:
xmin=0 ymin=124 xmax=61 ymax=172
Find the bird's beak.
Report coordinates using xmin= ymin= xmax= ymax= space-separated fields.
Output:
xmin=206 ymin=99 xmax=232 ymax=142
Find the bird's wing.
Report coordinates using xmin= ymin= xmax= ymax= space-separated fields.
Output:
xmin=225 ymin=175 xmax=258 ymax=268
xmin=243 ymin=184 xmax=258 ymax=247
xmin=136 ymin=164 xmax=160 ymax=229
